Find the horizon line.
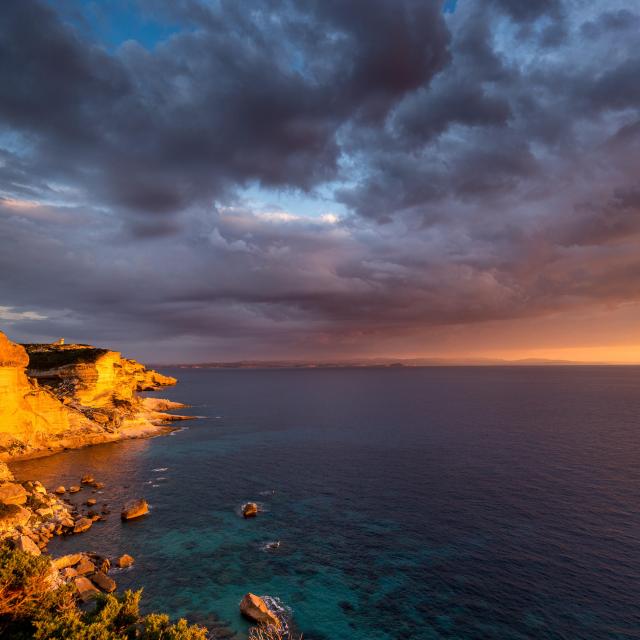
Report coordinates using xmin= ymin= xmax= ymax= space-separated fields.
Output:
xmin=148 ymin=357 xmax=640 ymax=368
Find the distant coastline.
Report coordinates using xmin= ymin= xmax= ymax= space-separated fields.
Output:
xmin=153 ymin=358 xmax=640 ymax=369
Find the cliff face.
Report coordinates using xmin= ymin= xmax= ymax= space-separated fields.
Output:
xmin=0 ymin=332 xmax=184 ymax=460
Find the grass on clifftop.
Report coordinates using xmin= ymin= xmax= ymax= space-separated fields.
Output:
xmin=22 ymin=345 xmax=111 ymax=370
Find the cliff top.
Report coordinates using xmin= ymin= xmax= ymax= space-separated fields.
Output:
xmin=22 ymin=344 xmax=112 ymax=370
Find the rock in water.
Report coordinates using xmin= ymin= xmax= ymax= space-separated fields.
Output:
xmin=243 ymin=502 xmax=258 ymax=518
xmin=0 ymin=482 xmax=28 ymax=506
xmin=81 ymin=474 xmax=94 ymax=485
xmin=121 ymin=498 xmax=148 ymax=520
xmin=68 ymin=485 xmax=81 ymax=493
xmin=73 ymin=517 xmax=93 ymax=533
xmin=54 ymin=486 xmax=66 ymax=495
xmin=116 ymin=554 xmax=135 ymax=568
xmin=240 ymin=593 xmax=281 ymax=628
xmin=91 ymin=571 xmax=116 ymax=593
xmin=74 ymin=576 xmax=100 ymax=602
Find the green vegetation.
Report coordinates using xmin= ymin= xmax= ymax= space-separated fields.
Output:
xmin=22 ymin=345 xmax=110 ymax=370
xmin=0 ymin=546 xmax=207 ymax=639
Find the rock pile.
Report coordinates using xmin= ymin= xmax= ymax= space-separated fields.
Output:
xmin=52 ymin=552 xmax=119 ymax=601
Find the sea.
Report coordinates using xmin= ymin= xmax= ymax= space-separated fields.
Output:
xmin=12 ymin=367 xmax=640 ymax=639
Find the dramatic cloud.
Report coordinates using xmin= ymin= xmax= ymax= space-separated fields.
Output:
xmin=0 ymin=0 xmax=639 ymax=361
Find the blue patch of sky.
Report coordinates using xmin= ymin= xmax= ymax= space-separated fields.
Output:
xmin=443 ymin=0 xmax=458 ymax=14
xmin=240 ymin=183 xmax=349 ymax=220
xmin=48 ymin=0 xmax=182 ymax=51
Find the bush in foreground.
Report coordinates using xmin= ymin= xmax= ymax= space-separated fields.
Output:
xmin=0 ymin=545 xmax=207 ymax=639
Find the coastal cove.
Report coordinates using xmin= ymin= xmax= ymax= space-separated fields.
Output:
xmin=11 ymin=366 xmax=640 ymax=639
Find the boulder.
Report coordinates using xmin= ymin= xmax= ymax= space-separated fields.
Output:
xmin=86 ymin=498 xmax=97 ymax=506
xmin=116 ymin=554 xmax=134 ymax=568
xmin=0 ymin=482 xmax=28 ymax=506
xmin=91 ymin=571 xmax=116 ymax=593
xmin=36 ymin=507 xmax=54 ymax=518
xmin=32 ymin=481 xmax=47 ymax=495
xmin=52 ymin=553 xmax=83 ymax=570
xmin=61 ymin=567 xmax=78 ymax=579
xmin=15 ymin=534 xmax=41 ymax=556
xmin=0 ymin=504 xmax=31 ymax=530
xmin=74 ymin=576 xmax=100 ymax=602
xmin=81 ymin=474 xmax=94 ymax=485
xmin=54 ymin=486 xmax=66 ymax=495
xmin=243 ymin=502 xmax=258 ymax=518
xmin=75 ymin=557 xmax=95 ymax=575
xmin=239 ymin=593 xmax=281 ymax=628
xmin=121 ymin=498 xmax=148 ymax=520
xmin=68 ymin=486 xmax=81 ymax=494
xmin=73 ymin=517 xmax=93 ymax=533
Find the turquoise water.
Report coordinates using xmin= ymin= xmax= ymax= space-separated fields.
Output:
xmin=13 ymin=367 xmax=640 ymax=639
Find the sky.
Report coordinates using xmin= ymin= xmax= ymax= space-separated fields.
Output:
xmin=1 ymin=0 xmax=639 ymax=363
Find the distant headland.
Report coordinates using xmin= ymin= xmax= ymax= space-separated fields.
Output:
xmin=0 ymin=330 xmax=191 ymax=461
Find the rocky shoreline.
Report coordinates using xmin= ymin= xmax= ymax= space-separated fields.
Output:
xmin=0 ymin=330 xmax=291 ymax=638
xmin=0 ymin=463 xmax=136 ymax=599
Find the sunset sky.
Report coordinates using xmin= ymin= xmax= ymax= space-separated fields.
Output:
xmin=1 ymin=0 xmax=639 ymax=363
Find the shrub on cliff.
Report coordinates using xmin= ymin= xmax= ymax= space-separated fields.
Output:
xmin=0 ymin=546 xmax=207 ymax=639
xmin=34 ymin=590 xmax=207 ymax=640
xmin=0 ymin=546 xmax=67 ymax=619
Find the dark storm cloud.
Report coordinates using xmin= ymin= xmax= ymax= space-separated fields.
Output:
xmin=0 ymin=0 xmax=449 ymax=228
xmin=1 ymin=0 xmax=640 ymax=360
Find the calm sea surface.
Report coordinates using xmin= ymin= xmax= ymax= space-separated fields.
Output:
xmin=12 ymin=367 xmax=640 ymax=639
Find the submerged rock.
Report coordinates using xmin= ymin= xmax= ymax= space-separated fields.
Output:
xmin=121 ymin=498 xmax=149 ymax=520
xmin=240 ymin=593 xmax=281 ymax=628
xmin=243 ymin=502 xmax=258 ymax=518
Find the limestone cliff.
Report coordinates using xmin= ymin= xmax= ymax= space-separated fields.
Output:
xmin=0 ymin=331 xmax=187 ymax=460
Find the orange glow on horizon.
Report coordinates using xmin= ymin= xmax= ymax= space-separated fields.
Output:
xmin=455 ymin=345 xmax=640 ymax=364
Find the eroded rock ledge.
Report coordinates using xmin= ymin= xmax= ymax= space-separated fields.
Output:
xmin=0 ymin=330 xmax=190 ymax=460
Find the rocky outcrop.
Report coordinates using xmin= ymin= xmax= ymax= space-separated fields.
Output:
xmin=240 ymin=593 xmax=281 ymax=628
xmin=121 ymin=498 xmax=149 ymax=520
xmin=116 ymin=554 xmax=135 ymax=568
xmin=0 ymin=332 xmax=97 ymax=457
xmin=0 ymin=482 xmax=28 ymax=505
xmin=243 ymin=502 xmax=259 ymax=518
xmin=0 ymin=330 xmax=189 ymax=460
